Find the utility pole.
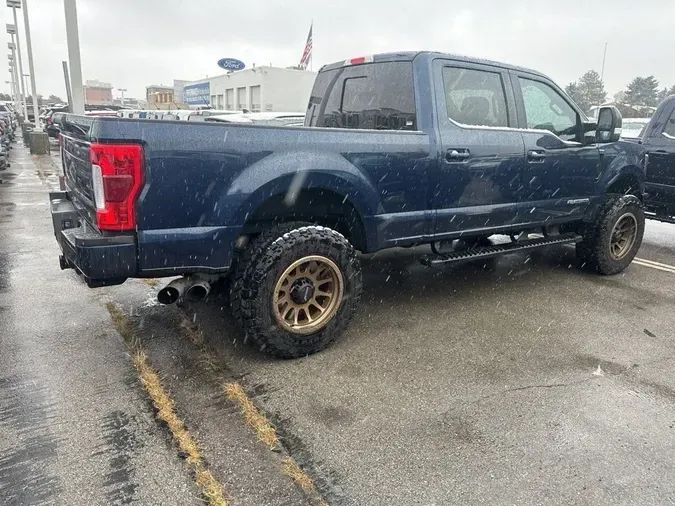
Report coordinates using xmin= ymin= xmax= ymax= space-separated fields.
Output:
xmin=6 ymin=25 xmax=23 ymax=114
xmin=20 ymin=0 xmax=40 ymax=126
xmin=63 ymin=0 xmax=84 ymax=114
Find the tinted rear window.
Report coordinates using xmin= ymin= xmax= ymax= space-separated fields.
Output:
xmin=306 ymin=62 xmax=417 ymax=131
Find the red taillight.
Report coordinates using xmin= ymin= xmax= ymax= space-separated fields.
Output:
xmin=90 ymin=143 xmax=144 ymax=232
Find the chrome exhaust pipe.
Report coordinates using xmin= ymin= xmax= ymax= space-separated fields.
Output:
xmin=185 ymin=275 xmax=212 ymax=303
xmin=157 ymin=277 xmax=189 ymax=305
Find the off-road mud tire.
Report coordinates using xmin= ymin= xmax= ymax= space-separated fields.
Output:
xmin=576 ymin=195 xmax=644 ymax=275
xmin=231 ymin=225 xmax=362 ymax=358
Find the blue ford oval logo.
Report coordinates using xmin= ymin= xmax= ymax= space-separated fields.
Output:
xmin=217 ymin=58 xmax=245 ymax=71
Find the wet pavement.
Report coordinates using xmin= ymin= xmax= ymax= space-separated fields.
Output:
xmin=2 ymin=140 xmax=675 ymax=505
xmin=0 ymin=146 xmax=199 ymax=505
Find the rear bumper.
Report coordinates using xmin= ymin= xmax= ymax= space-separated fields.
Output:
xmin=50 ymin=191 xmax=137 ymax=287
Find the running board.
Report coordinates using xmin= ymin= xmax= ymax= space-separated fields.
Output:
xmin=420 ymin=233 xmax=582 ymax=266
xmin=645 ymin=212 xmax=675 ymax=225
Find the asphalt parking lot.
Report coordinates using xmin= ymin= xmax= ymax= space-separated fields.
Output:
xmin=2 ymin=146 xmax=675 ymax=505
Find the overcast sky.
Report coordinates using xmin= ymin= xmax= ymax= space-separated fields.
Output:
xmin=2 ymin=0 xmax=673 ymax=100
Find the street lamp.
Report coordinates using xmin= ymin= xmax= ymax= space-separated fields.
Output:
xmin=10 ymin=0 xmax=40 ymax=126
xmin=63 ymin=0 xmax=84 ymax=114
xmin=117 ymin=87 xmax=127 ymax=106
xmin=5 ymin=15 xmax=27 ymax=120
xmin=7 ymin=40 xmax=20 ymax=112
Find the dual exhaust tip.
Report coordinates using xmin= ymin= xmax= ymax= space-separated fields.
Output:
xmin=157 ymin=275 xmax=215 ymax=305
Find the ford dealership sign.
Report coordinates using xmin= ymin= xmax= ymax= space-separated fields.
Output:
xmin=217 ymin=58 xmax=245 ymax=71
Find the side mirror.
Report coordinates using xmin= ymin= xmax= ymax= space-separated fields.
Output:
xmin=596 ymin=106 xmax=622 ymax=143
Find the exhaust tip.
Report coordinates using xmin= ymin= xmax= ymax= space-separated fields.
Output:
xmin=158 ymin=286 xmax=181 ymax=305
xmin=185 ymin=284 xmax=209 ymax=303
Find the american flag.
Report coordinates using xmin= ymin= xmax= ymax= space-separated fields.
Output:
xmin=299 ymin=23 xmax=313 ymax=70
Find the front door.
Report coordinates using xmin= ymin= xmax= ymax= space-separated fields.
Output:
xmin=512 ymin=73 xmax=600 ymax=224
xmin=432 ymin=60 xmax=525 ymax=238
xmin=645 ymin=103 xmax=675 ymax=214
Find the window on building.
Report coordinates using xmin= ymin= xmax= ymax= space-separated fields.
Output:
xmin=225 ymin=89 xmax=234 ymax=110
xmin=217 ymin=95 xmax=224 ymax=109
xmin=250 ymin=86 xmax=261 ymax=112
xmin=237 ymin=87 xmax=247 ymax=110
xmin=309 ymin=61 xmax=417 ymax=130
xmin=442 ymin=67 xmax=509 ymax=127
xmin=211 ymin=95 xmax=216 ymax=107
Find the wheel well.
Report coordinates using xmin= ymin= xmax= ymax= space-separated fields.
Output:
xmin=607 ymin=174 xmax=642 ymax=199
xmin=242 ymin=189 xmax=367 ymax=250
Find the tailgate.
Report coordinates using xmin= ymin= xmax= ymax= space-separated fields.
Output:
xmin=58 ymin=114 xmax=98 ymax=228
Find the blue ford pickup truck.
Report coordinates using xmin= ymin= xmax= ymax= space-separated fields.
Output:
xmin=51 ymin=51 xmax=645 ymax=358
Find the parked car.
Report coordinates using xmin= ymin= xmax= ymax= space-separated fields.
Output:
xmin=51 ymin=51 xmax=645 ymax=358
xmin=639 ymin=95 xmax=675 ymax=222
xmin=621 ymin=118 xmax=650 ymax=140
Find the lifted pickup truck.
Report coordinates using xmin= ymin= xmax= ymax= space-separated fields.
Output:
xmin=638 ymin=95 xmax=675 ymax=222
xmin=51 ymin=51 xmax=645 ymax=358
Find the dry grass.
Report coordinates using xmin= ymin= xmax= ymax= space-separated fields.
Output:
xmin=195 ymin=467 xmax=230 ymax=506
xmin=224 ymin=382 xmax=280 ymax=450
xmin=142 ymin=278 xmax=160 ymax=288
xmin=106 ymin=304 xmax=229 ymax=506
xmin=106 ymin=302 xmax=135 ymax=343
xmin=281 ymin=457 xmax=316 ymax=491
xmin=132 ymin=350 xmax=202 ymax=464
xmin=223 ymin=382 xmax=324 ymax=503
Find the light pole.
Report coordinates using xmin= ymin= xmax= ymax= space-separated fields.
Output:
xmin=17 ymin=0 xmax=40 ymax=126
xmin=117 ymin=87 xmax=126 ymax=106
xmin=5 ymin=18 xmax=27 ymax=120
xmin=63 ymin=0 xmax=84 ymax=114
xmin=7 ymin=46 xmax=19 ymax=111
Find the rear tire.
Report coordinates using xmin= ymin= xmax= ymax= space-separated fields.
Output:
xmin=576 ymin=195 xmax=644 ymax=275
xmin=231 ymin=225 xmax=362 ymax=358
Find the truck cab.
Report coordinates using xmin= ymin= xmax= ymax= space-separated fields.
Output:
xmin=641 ymin=95 xmax=675 ymax=220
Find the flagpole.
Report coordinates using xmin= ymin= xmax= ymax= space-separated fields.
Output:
xmin=310 ymin=19 xmax=313 ymax=71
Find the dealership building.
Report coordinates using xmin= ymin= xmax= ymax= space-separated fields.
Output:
xmin=182 ymin=66 xmax=317 ymax=112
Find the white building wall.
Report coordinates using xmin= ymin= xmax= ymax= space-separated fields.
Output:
xmin=259 ymin=67 xmax=317 ymax=112
xmin=184 ymin=67 xmax=316 ymax=112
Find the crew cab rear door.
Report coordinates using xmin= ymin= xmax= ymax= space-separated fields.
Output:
xmin=510 ymin=71 xmax=599 ymax=222
xmin=431 ymin=59 xmax=524 ymax=237
xmin=644 ymin=101 xmax=675 ymax=213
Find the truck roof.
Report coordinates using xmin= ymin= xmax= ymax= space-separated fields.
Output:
xmin=320 ymin=51 xmax=547 ymax=79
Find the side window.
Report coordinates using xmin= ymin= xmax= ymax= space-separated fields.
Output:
xmin=518 ymin=77 xmax=578 ymax=141
xmin=664 ymin=109 xmax=675 ymax=138
xmin=442 ymin=67 xmax=508 ymax=127
xmin=313 ymin=62 xmax=417 ymax=130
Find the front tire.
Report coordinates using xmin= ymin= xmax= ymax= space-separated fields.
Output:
xmin=232 ymin=225 xmax=362 ymax=358
xmin=576 ymin=196 xmax=645 ymax=275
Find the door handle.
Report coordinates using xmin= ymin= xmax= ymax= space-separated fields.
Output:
xmin=446 ymin=148 xmax=470 ymax=161
xmin=527 ymin=150 xmax=546 ymax=162
xmin=653 ymin=149 xmax=669 ymax=154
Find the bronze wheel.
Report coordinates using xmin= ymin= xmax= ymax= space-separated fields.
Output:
xmin=273 ymin=255 xmax=344 ymax=335
xmin=609 ymin=212 xmax=637 ymax=260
